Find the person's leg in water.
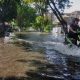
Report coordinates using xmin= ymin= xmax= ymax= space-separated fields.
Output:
xmin=71 ymin=33 xmax=78 ymax=46
xmin=67 ymin=33 xmax=77 ymax=46
xmin=76 ymin=33 xmax=80 ymax=47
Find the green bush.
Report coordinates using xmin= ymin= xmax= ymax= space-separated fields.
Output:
xmin=44 ymin=25 xmax=52 ymax=32
xmin=33 ymin=16 xmax=53 ymax=32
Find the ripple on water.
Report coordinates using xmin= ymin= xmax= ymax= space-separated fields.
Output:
xmin=17 ymin=32 xmax=80 ymax=79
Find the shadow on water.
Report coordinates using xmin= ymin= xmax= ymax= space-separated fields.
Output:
xmin=0 ymin=56 xmax=80 ymax=80
xmin=0 ymin=59 xmax=66 ymax=80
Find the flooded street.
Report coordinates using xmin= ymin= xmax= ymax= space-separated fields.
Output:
xmin=17 ymin=32 xmax=80 ymax=80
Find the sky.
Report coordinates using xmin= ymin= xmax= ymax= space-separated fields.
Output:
xmin=64 ymin=0 xmax=80 ymax=13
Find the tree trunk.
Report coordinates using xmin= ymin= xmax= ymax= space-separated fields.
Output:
xmin=49 ymin=0 xmax=67 ymax=34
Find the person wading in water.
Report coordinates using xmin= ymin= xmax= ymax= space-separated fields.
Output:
xmin=68 ymin=18 xmax=80 ymax=46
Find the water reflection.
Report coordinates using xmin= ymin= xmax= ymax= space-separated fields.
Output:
xmin=17 ymin=32 xmax=80 ymax=80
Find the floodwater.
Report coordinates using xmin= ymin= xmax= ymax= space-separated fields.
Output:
xmin=17 ymin=32 xmax=80 ymax=80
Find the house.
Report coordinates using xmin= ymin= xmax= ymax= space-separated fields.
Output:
xmin=63 ymin=11 xmax=80 ymax=24
xmin=46 ymin=11 xmax=80 ymax=26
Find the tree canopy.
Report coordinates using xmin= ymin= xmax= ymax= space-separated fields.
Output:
xmin=0 ymin=0 xmax=21 ymax=22
xmin=25 ymin=0 xmax=71 ymax=32
xmin=0 ymin=0 xmax=71 ymax=32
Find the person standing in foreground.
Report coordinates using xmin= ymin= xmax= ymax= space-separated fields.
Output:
xmin=68 ymin=18 xmax=80 ymax=46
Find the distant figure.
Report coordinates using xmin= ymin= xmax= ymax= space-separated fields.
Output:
xmin=4 ymin=22 xmax=13 ymax=43
xmin=4 ymin=22 xmax=12 ymax=36
xmin=68 ymin=18 xmax=80 ymax=46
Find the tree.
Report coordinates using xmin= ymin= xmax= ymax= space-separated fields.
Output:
xmin=0 ymin=0 xmax=21 ymax=22
xmin=48 ymin=0 xmax=71 ymax=33
xmin=25 ymin=0 xmax=71 ymax=33
xmin=33 ymin=15 xmax=53 ymax=32
xmin=17 ymin=3 xmax=36 ymax=31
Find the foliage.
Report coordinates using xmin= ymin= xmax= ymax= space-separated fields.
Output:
xmin=54 ymin=0 xmax=71 ymax=11
xmin=44 ymin=25 xmax=52 ymax=32
xmin=0 ymin=0 xmax=20 ymax=22
xmin=10 ymin=19 xmax=18 ymax=29
xmin=17 ymin=4 xmax=36 ymax=31
xmin=25 ymin=0 xmax=71 ymax=33
xmin=33 ymin=16 xmax=44 ymax=31
xmin=33 ymin=16 xmax=53 ymax=32
xmin=0 ymin=0 xmax=71 ymax=32
xmin=44 ymin=18 xmax=53 ymax=32
xmin=24 ymin=0 xmax=71 ymax=13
